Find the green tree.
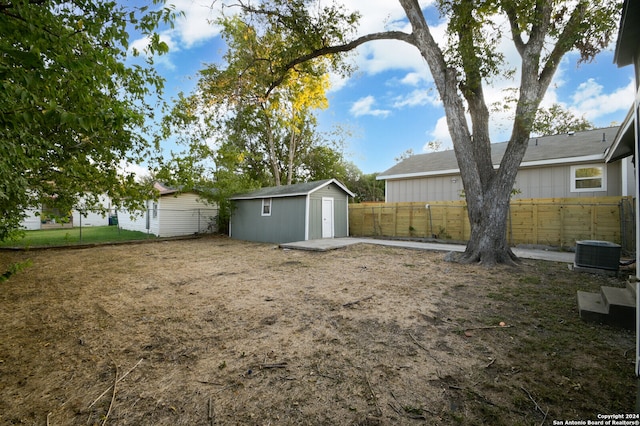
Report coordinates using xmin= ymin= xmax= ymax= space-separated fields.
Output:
xmin=532 ymin=103 xmax=594 ymax=136
xmin=227 ymin=0 xmax=619 ymax=265
xmin=161 ymin=8 xmax=354 ymax=233
xmin=345 ymin=171 xmax=385 ymax=203
xmin=0 ymin=0 xmax=175 ymax=240
xmin=191 ymin=15 xmax=334 ymax=187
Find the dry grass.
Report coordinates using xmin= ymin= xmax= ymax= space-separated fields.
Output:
xmin=0 ymin=236 xmax=635 ymax=425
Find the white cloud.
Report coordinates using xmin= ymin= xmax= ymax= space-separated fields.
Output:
xmin=129 ymin=32 xmax=180 ymax=70
xmin=171 ymin=0 xmax=224 ymax=48
xmin=331 ymin=0 xmax=444 ymax=86
xmin=400 ymin=72 xmax=428 ymax=86
xmin=569 ymin=78 xmax=635 ymax=121
xmin=350 ymin=96 xmax=391 ymax=117
xmin=129 ymin=0 xmax=224 ymax=59
xmin=393 ymin=89 xmax=440 ymax=109
xmin=425 ymin=116 xmax=453 ymax=150
xmin=118 ymin=160 xmax=150 ymax=180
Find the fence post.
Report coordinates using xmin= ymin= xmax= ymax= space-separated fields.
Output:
xmin=559 ymin=205 xmax=565 ymax=248
xmin=394 ymin=204 xmax=398 ymax=236
xmin=442 ymin=205 xmax=447 ymax=238
xmin=532 ymin=203 xmax=538 ymax=245
xmin=371 ymin=207 xmax=376 ymax=236
xmin=409 ymin=204 xmax=414 ymax=237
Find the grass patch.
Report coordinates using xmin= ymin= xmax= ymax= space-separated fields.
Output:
xmin=0 ymin=226 xmax=156 ymax=248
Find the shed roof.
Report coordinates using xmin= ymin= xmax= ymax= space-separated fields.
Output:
xmin=378 ymin=127 xmax=620 ymax=180
xmin=230 ymin=178 xmax=354 ymax=200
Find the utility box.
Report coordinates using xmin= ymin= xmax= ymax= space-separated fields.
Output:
xmin=575 ymin=240 xmax=621 ymax=271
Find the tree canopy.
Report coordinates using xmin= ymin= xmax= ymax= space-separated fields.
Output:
xmin=532 ymin=103 xmax=594 ymax=136
xmin=160 ymin=5 xmax=357 ymax=232
xmin=0 ymin=0 xmax=175 ymax=240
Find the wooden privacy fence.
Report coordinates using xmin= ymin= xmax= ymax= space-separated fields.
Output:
xmin=348 ymin=196 xmax=636 ymax=252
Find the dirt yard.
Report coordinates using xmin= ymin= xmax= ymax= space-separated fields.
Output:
xmin=0 ymin=236 xmax=636 ymax=425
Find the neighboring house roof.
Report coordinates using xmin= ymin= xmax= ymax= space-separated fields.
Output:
xmin=378 ymin=127 xmax=620 ymax=180
xmin=614 ymin=0 xmax=640 ymax=67
xmin=153 ymin=182 xmax=180 ymax=196
xmin=230 ymin=178 xmax=355 ymax=200
xmin=152 ymin=182 xmax=216 ymax=197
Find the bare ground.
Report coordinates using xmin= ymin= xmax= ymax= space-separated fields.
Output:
xmin=0 ymin=236 xmax=636 ymax=425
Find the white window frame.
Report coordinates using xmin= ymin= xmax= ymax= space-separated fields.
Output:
xmin=570 ymin=164 xmax=606 ymax=192
xmin=261 ymin=198 xmax=272 ymax=216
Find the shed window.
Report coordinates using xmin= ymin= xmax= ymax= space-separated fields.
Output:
xmin=261 ymin=198 xmax=272 ymax=216
xmin=571 ymin=165 xmax=606 ymax=192
xmin=152 ymin=202 xmax=158 ymax=218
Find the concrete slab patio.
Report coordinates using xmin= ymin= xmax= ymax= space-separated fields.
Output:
xmin=280 ymin=237 xmax=576 ymax=263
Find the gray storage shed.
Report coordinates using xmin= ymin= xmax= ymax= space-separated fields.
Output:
xmin=229 ymin=179 xmax=354 ymax=244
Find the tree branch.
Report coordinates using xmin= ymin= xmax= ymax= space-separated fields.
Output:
xmin=503 ymin=5 xmax=525 ymax=55
xmin=0 ymin=0 xmax=46 ymax=12
xmin=538 ymin=1 xmax=587 ymax=98
xmin=265 ymin=31 xmax=414 ymax=97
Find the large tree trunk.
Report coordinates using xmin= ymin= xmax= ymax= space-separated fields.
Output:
xmin=399 ymin=0 xmax=564 ymax=265
xmin=460 ymin=204 xmax=517 ymax=265
xmin=452 ymin=178 xmax=519 ymax=265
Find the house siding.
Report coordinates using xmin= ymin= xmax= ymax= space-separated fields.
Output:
xmin=513 ymin=162 xmax=622 ymax=199
xmin=386 ymin=174 xmax=463 ymax=202
xmin=20 ymin=209 xmax=42 ymax=230
xmin=19 ymin=195 xmax=113 ymax=230
xmin=71 ymin=194 xmax=112 ymax=227
xmin=231 ymin=197 xmax=306 ymax=244
xmin=386 ymin=162 xmax=626 ymax=202
xmin=308 ymin=184 xmax=350 ymax=239
xmin=118 ymin=193 xmax=216 ymax=237
xmin=117 ymin=202 xmax=154 ymax=235
xmin=156 ymin=193 xmax=217 ymax=237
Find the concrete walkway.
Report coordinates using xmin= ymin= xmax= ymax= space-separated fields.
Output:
xmin=280 ymin=237 xmax=576 ymax=263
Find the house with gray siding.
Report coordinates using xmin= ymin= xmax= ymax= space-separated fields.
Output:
xmin=229 ymin=179 xmax=354 ymax=244
xmin=378 ymin=127 xmax=634 ymax=202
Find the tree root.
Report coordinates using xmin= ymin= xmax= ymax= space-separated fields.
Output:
xmin=444 ymin=248 xmax=520 ymax=267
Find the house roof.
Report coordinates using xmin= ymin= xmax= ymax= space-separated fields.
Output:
xmin=152 ymin=182 xmax=216 ymax=197
xmin=607 ymin=0 xmax=638 ymax=163
xmin=230 ymin=178 xmax=355 ymax=200
xmin=153 ymin=182 xmax=180 ymax=196
xmin=606 ymin=107 xmax=636 ymax=163
xmin=614 ymin=0 xmax=640 ymax=67
xmin=378 ymin=127 xmax=620 ymax=180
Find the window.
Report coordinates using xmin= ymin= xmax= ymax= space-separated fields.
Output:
xmin=152 ymin=202 xmax=158 ymax=218
xmin=261 ymin=198 xmax=272 ymax=216
xmin=571 ymin=165 xmax=606 ymax=192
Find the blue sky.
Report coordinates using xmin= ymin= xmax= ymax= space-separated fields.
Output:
xmin=127 ymin=0 xmax=635 ymax=176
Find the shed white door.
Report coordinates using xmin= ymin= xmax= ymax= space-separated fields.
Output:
xmin=321 ymin=197 xmax=334 ymax=238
